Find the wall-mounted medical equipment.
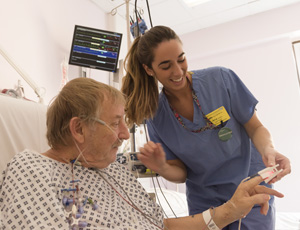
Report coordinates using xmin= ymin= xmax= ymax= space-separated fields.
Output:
xmin=116 ymin=152 xmax=155 ymax=178
xmin=69 ymin=25 xmax=123 ymax=73
xmin=130 ymin=13 xmax=148 ymax=38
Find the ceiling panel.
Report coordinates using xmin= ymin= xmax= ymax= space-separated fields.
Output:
xmin=91 ymin=0 xmax=300 ymax=35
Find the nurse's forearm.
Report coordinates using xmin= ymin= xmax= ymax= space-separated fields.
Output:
xmin=243 ymin=111 xmax=274 ymax=157
xmin=250 ymin=125 xmax=274 ymax=156
xmin=157 ymin=162 xmax=187 ymax=183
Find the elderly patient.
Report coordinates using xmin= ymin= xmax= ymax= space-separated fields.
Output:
xmin=0 ymin=78 xmax=283 ymax=230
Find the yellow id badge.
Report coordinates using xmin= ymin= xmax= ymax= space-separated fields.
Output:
xmin=205 ymin=106 xmax=230 ymax=126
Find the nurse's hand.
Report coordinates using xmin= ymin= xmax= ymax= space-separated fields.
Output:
xmin=139 ymin=141 xmax=187 ymax=182
xmin=138 ymin=141 xmax=167 ymax=174
xmin=262 ymin=147 xmax=291 ymax=183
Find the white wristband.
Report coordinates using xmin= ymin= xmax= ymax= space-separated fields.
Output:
xmin=203 ymin=208 xmax=220 ymax=230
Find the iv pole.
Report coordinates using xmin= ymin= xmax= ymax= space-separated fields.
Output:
xmin=110 ymin=0 xmax=138 ymax=152
xmin=110 ymin=0 xmax=136 ymax=50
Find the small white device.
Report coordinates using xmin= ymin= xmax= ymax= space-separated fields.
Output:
xmin=257 ymin=164 xmax=283 ymax=183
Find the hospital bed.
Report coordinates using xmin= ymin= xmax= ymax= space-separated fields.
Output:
xmin=0 ymin=93 xmax=49 ymax=173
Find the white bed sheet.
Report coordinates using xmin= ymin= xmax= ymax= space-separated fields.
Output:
xmin=276 ymin=212 xmax=300 ymax=230
xmin=147 ymin=188 xmax=189 ymax=218
xmin=0 ymin=94 xmax=49 ymax=173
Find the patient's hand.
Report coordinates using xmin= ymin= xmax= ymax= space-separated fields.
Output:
xmin=227 ymin=176 xmax=284 ymax=220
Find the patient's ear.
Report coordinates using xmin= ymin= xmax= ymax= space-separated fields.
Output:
xmin=69 ymin=117 xmax=85 ymax=143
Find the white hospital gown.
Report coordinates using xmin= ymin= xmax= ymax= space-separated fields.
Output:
xmin=0 ymin=150 xmax=164 ymax=230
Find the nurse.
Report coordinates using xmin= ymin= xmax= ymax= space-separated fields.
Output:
xmin=121 ymin=25 xmax=291 ymax=229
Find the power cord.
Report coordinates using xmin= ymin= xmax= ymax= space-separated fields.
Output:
xmin=143 ymin=122 xmax=178 ymax=218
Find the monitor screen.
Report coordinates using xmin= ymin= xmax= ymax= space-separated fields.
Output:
xmin=69 ymin=25 xmax=122 ymax=72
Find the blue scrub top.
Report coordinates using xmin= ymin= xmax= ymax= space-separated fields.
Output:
xmin=147 ymin=66 xmax=266 ymax=215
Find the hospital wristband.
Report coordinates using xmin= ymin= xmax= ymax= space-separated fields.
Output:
xmin=202 ymin=207 xmax=220 ymax=230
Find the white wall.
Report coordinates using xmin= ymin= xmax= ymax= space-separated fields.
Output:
xmin=0 ymin=0 xmax=119 ymax=104
xmin=180 ymin=3 xmax=300 ymax=213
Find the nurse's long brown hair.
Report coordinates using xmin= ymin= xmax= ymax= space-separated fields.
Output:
xmin=121 ymin=25 xmax=181 ymax=128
